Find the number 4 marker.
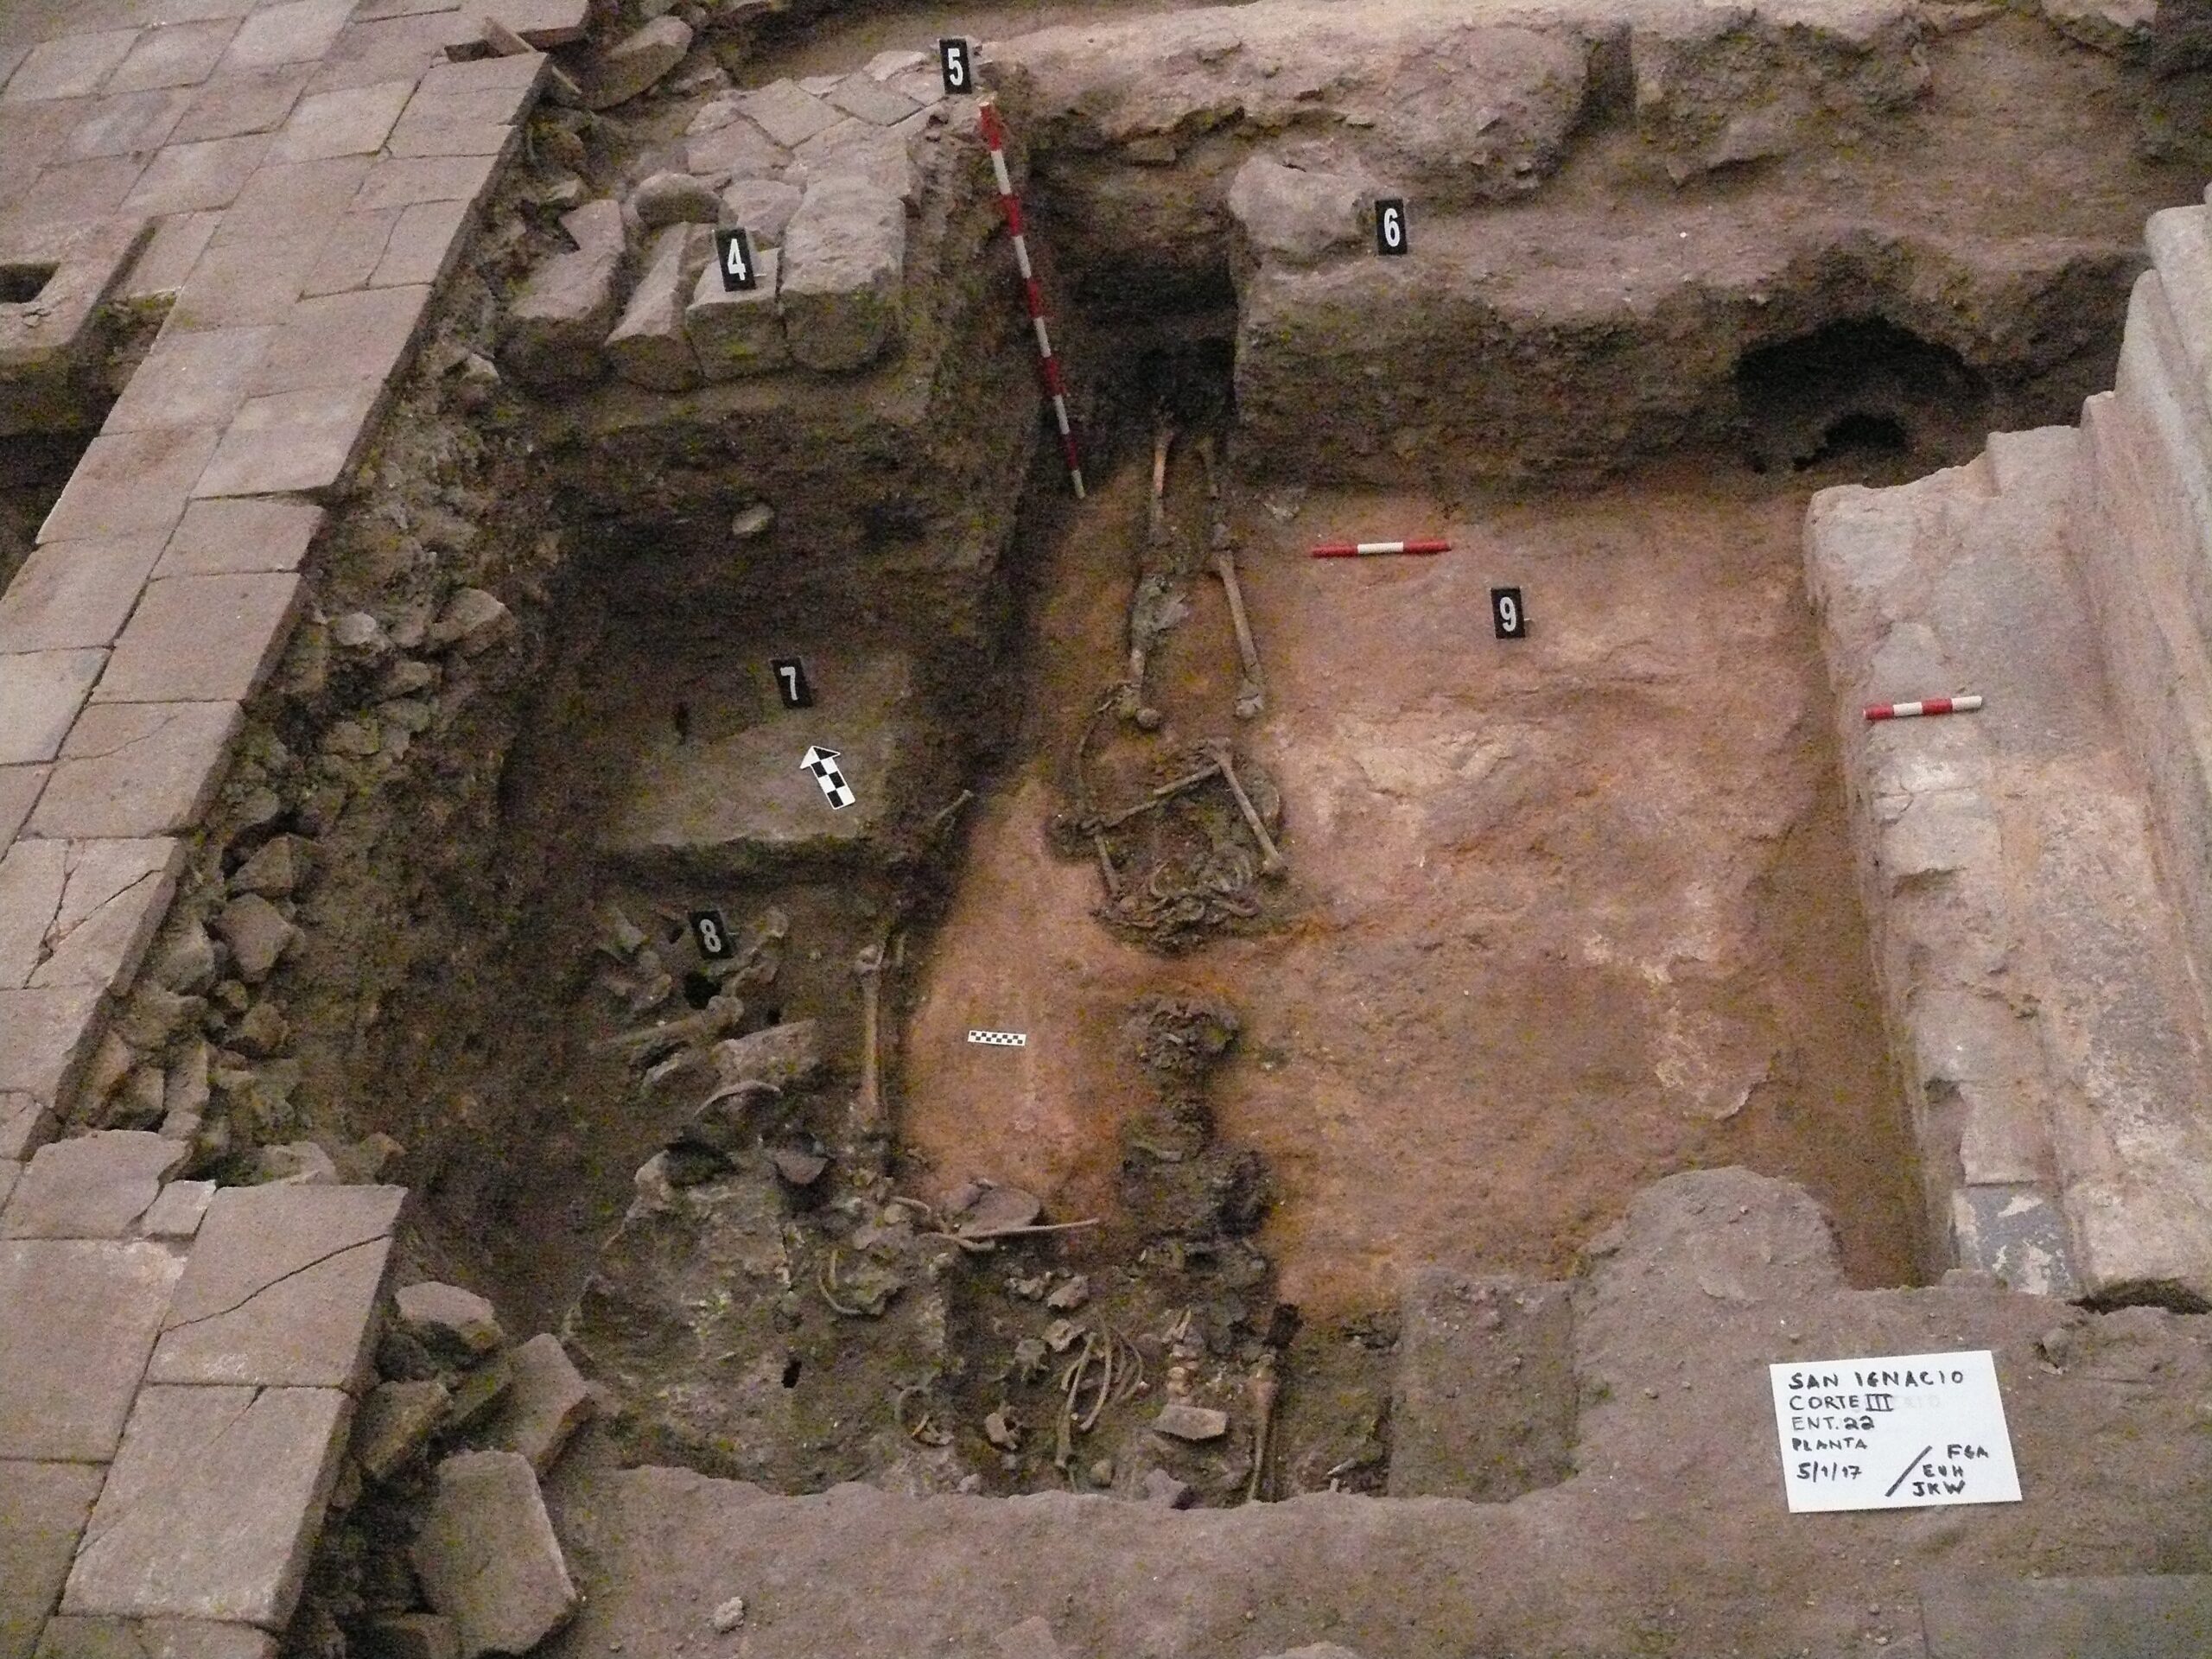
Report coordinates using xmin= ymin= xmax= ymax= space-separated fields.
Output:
xmin=716 ymin=226 xmax=758 ymax=292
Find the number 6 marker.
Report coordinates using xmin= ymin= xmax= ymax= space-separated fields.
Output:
xmin=1376 ymin=197 xmax=1408 ymax=257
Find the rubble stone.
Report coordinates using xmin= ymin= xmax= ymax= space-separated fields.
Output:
xmin=1151 ymin=1403 xmax=1230 ymax=1442
xmin=1226 ymin=156 xmax=1365 ymax=268
xmin=717 ymin=177 xmax=804 ymax=246
xmin=687 ymin=247 xmax=786 ymax=380
xmin=499 ymin=201 xmax=627 ymax=387
xmin=214 ymin=894 xmax=297 ymax=984
xmin=486 ymin=1332 xmax=594 ymax=1473
xmin=395 ymin=1281 xmax=505 ymax=1361
xmin=410 ymin=1452 xmax=578 ymax=1659
xmin=583 ymin=17 xmax=692 ymax=111
xmin=425 ymin=588 xmax=512 ymax=657
xmin=779 ymin=176 xmax=905 ymax=372
xmin=628 ymin=170 xmax=720 ymax=228
xmin=607 ymin=225 xmax=709 ymax=391
xmin=738 ymin=79 xmax=840 ymax=148
xmin=231 ymin=836 xmax=312 ymax=899
xmin=353 ymin=1378 xmax=450 ymax=1481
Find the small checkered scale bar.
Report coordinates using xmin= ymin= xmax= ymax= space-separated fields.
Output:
xmin=1310 ymin=539 xmax=1452 ymax=558
xmin=977 ymin=99 xmax=1085 ymax=500
xmin=966 ymin=1029 xmax=1029 ymax=1046
xmin=1864 ymin=695 xmax=1984 ymax=722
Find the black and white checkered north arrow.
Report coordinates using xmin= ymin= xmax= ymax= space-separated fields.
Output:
xmin=800 ymin=745 xmax=855 ymax=810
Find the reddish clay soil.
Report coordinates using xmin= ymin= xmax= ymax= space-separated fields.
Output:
xmin=899 ymin=450 xmax=1925 ymax=1319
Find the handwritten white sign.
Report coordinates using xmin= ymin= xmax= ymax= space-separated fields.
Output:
xmin=1769 ymin=1349 xmax=2021 ymax=1513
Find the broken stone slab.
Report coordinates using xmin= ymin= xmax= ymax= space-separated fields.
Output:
xmin=583 ymin=16 xmax=692 ymax=111
xmin=0 ymin=1090 xmax=52 ymax=1161
xmin=353 ymin=1377 xmax=450 ymax=1481
xmin=738 ymin=78 xmax=841 ymax=149
xmin=791 ymin=118 xmax=922 ymax=208
xmin=395 ymin=1281 xmax=506 ymax=1362
xmin=2 ymin=1130 xmax=188 ymax=1240
xmin=443 ymin=1349 xmax=515 ymax=1431
xmin=827 ymin=73 xmax=922 ymax=128
xmin=1226 ymin=155 xmax=1365 ymax=268
xmin=34 ymin=1618 xmax=279 ymax=1658
xmin=29 ymin=702 xmax=245 ymax=842
xmin=607 ymin=225 xmax=712 ymax=392
xmin=148 ymin=1185 xmax=406 ymax=1390
xmin=779 ymin=176 xmax=905 ymax=372
xmin=0 ymin=983 xmax=108 ymax=1123
xmin=628 ymin=170 xmax=720 ymax=229
xmin=0 ymin=1238 xmax=184 ymax=1460
xmin=0 ymin=1461 xmax=105 ymax=1659
xmin=0 ymin=649 xmax=106 ymax=767
xmin=1 ymin=837 xmax=184 ymax=997
xmin=686 ymin=247 xmax=786 ymax=380
xmin=499 ymin=201 xmax=629 ymax=388
xmin=139 ymin=1179 xmax=215 ymax=1240
xmin=718 ymin=178 xmax=804 ymax=246
xmin=486 ymin=1332 xmax=594 ymax=1474
xmin=685 ymin=115 xmax=791 ymax=182
xmin=1151 ymin=1402 xmax=1229 ymax=1442
xmin=411 ymin=1451 xmax=578 ymax=1659
xmin=63 ymin=1384 xmax=353 ymax=1629
xmin=213 ymin=893 xmax=299 ymax=985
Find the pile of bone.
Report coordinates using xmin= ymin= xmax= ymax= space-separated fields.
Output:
xmin=334 ymin=1281 xmax=597 ymax=1659
xmin=501 ymin=51 xmax=953 ymax=390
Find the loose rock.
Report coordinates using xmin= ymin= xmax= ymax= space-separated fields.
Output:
xmin=411 ymin=1451 xmax=578 ymax=1659
xmin=1143 ymin=1467 xmax=1195 ymax=1508
xmin=628 ymin=169 xmax=721 ymax=228
xmin=607 ymin=223 xmax=709 ymax=391
xmin=779 ymin=175 xmax=905 ymax=372
xmin=213 ymin=893 xmax=297 ymax=984
xmin=1153 ymin=1402 xmax=1230 ymax=1442
xmin=354 ymin=1378 xmax=451 ymax=1481
xmin=252 ymin=1140 xmax=337 ymax=1185
xmin=150 ymin=921 xmax=219 ymax=994
xmin=428 ymin=588 xmax=514 ymax=657
xmin=583 ymin=16 xmax=692 ymax=110
xmin=709 ymin=1597 xmax=747 ymax=1633
xmin=231 ymin=834 xmax=312 ymax=898
xmin=397 ymin=1281 xmax=507 ymax=1362
xmin=730 ymin=503 xmax=775 ymax=539
xmin=487 ymin=1332 xmax=595 ymax=1474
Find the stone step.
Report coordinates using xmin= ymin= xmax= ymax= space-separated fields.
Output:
xmin=1385 ymin=1271 xmax=1574 ymax=1501
xmin=1808 ymin=423 xmax=2212 ymax=1302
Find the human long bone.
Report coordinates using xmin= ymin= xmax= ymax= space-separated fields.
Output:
xmin=1213 ymin=543 xmax=1265 ymax=720
xmin=1201 ymin=740 xmax=1287 ymax=880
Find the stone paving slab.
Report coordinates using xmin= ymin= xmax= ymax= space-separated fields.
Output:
xmin=0 ymin=1460 xmax=104 ymax=1659
xmin=300 ymin=204 xmax=398 ymax=294
xmin=2 ymin=1129 xmax=187 ymax=1238
xmin=0 ymin=532 xmax=168 ymax=653
xmin=246 ymin=282 xmax=429 ymax=394
xmin=147 ymin=1184 xmax=404 ymax=1389
xmin=0 ymin=837 xmax=182 ymax=993
xmin=99 ymin=325 xmax=271 ymax=435
xmin=63 ymin=89 xmax=194 ymax=162
xmin=372 ymin=197 xmax=469 ymax=286
xmin=0 ymin=1095 xmax=51 ymax=1162
xmin=0 ymin=650 xmax=105 ymax=766
xmin=222 ymin=0 xmax=352 ymax=73
xmin=191 ymin=379 xmax=384 ymax=498
xmin=265 ymin=77 xmax=411 ymax=162
xmin=64 ymin=1384 xmax=353 ymax=1628
xmin=5 ymin=33 xmax=139 ymax=104
xmin=162 ymin=234 xmax=316 ymax=330
xmin=29 ymin=702 xmax=242 ymax=839
xmin=0 ymin=984 xmax=108 ymax=1113
xmin=36 ymin=429 xmax=213 ymax=545
xmin=168 ymin=65 xmax=308 ymax=144
xmin=0 ymin=766 xmax=46 ymax=845
xmin=306 ymin=11 xmax=478 ymax=95
xmin=92 ymin=573 xmax=304 ymax=703
xmin=35 ymin=1617 xmax=277 ymax=1659
xmin=154 ymin=495 xmax=322 ymax=578
xmin=122 ymin=135 xmax=270 ymax=216
xmin=207 ymin=154 xmax=370 ymax=247
xmin=107 ymin=20 xmax=237 ymax=96
xmin=352 ymin=150 xmax=497 ymax=212
xmin=0 ymin=1238 xmax=183 ymax=1460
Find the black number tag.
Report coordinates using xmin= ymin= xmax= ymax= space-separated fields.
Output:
xmin=1376 ymin=198 xmax=1408 ymax=256
xmin=715 ymin=226 xmax=757 ymax=292
xmin=690 ymin=910 xmax=734 ymax=960
xmin=938 ymin=37 xmax=972 ymax=95
xmin=771 ymin=657 xmax=814 ymax=709
xmin=1491 ymin=587 xmax=1526 ymax=639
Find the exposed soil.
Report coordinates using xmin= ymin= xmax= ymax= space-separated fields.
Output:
xmin=900 ymin=438 xmax=1926 ymax=1323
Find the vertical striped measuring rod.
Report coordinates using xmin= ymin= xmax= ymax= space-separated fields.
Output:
xmin=977 ymin=99 xmax=1085 ymax=499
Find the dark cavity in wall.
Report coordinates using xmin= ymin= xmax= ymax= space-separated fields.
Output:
xmin=1735 ymin=316 xmax=1992 ymax=478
